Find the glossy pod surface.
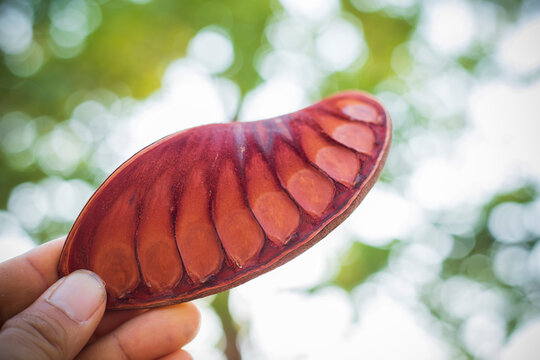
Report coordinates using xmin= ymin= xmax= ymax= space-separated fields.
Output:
xmin=58 ymin=91 xmax=392 ymax=310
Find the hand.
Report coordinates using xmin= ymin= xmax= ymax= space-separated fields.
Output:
xmin=0 ymin=238 xmax=200 ymax=360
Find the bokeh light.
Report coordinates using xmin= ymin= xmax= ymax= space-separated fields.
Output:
xmin=0 ymin=2 xmax=33 ymax=55
xmin=187 ymin=27 xmax=234 ymax=74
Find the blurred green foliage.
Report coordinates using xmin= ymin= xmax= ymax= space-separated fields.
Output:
xmin=1 ymin=0 xmax=274 ymax=119
xmin=332 ymin=241 xmax=391 ymax=292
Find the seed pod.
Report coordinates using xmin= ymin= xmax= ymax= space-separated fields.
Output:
xmin=58 ymin=91 xmax=392 ymax=310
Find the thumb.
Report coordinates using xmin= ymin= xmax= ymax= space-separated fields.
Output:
xmin=0 ymin=270 xmax=106 ymax=360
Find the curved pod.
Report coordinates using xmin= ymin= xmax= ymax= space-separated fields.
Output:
xmin=58 ymin=91 xmax=392 ymax=310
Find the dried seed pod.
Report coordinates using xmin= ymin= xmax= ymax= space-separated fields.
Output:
xmin=58 ymin=91 xmax=392 ymax=310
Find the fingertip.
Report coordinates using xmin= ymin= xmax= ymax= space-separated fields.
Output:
xmin=177 ymin=302 xmax=201 ymax=329
xmin=0 ymin=270 xmax=107 ymax=360
xmin=78 ymin=301 xmax=202 ymax=360
xmin=160 ymin=302 xmax=201 ymax=344
xmin=47 ymin=270 xmax=106 ymax=323
xmin=158 ymin=349 xmax=194 ymax=360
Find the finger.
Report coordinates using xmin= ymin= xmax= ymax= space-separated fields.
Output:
xmin=0 ymin=270 xmax=106 ymax=360
xmin=158 ymin=349 xmax=193 ymax=360
xmin=0 ymin=238 xmax=65 ymax=325
xmin=89 ymin=309 xmax=147 ymax=343
xmin=77 ymin=302 xmax=200 ymax=360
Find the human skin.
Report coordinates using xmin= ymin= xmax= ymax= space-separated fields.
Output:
xmin=0 ymin=237 xmax=200 ymax=360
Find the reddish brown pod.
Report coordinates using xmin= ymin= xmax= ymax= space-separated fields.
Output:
xmin=58 ymin=91 xmax=392 ymax=310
